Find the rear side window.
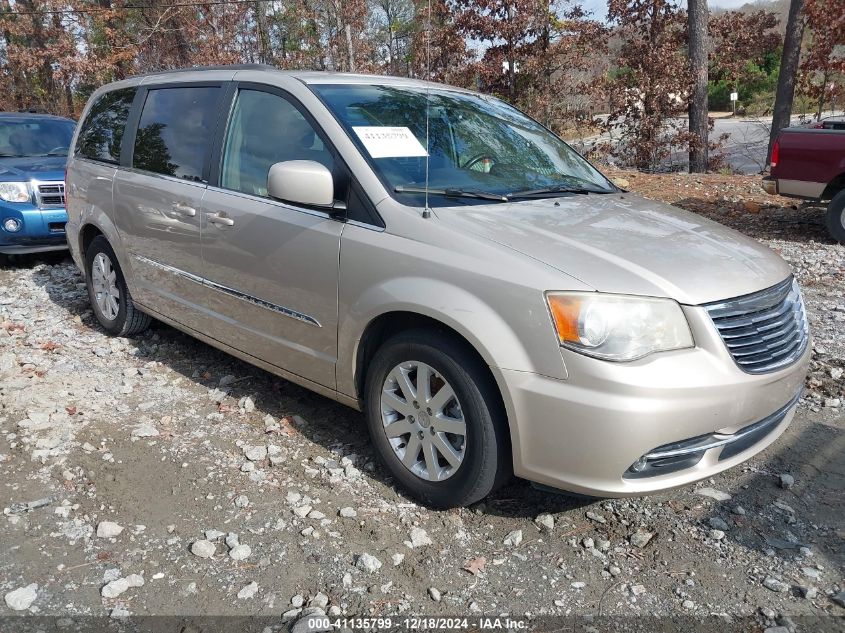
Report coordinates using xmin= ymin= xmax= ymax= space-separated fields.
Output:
xmin=132 ymin=86 xmax=220 ymax=182
xmin=75 ymin=88 xmax=136 ymax=164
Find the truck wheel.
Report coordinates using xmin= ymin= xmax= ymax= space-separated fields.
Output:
xmin=826 ymin=190 xmax=845 ymax=244
xmin=85 ymin=236 xmax=151 ymax=336
xmin=364 ymin=329 xmax=511 ymax=509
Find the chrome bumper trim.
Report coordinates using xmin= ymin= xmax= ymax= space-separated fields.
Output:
xmin=645 ymin=391 xmax=801 ymax=460
xmin=623 ymin=390 xmax=801 ymax=479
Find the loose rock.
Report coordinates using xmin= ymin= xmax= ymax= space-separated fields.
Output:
xmin=762 ymin=576 xmax=790 ymax=593
xmin=535 ymin=513 xmax=555 ymax=532
xmin=695 ymin=487 xmax=732 ymax=501
xmin=356 ymin=553 xmax=382 ymax=573
xmin=229 ymin=544 xmax=251 ymax=561
xmin=585 ymin=510 xmax=607 ymax=524
xmin=96 ymin=521 xmax=124 ymax=538
xmin=237 ymin=582 xmax=258 ymax=600
xmin=629 ymin=529 xmax=653 ymax=548
xmin=191 ymin=540 xmax=216 ymax=559
xmin=4 ymin=584 xmax=38 ymax=611
xmin=708 ymin=517 xmax=729 ymax=531
xmin=409 ymin=527 xmax=432 ymax=548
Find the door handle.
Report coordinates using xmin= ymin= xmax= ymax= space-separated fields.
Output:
xmin=172 ymin=202 xmax=196 ymax=217
xmin=207 ymin=212 xmax=234 ymax=227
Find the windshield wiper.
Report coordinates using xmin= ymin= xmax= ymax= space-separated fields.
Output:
xmin=0 ymin=152 xmax=22 ymax=157
xmin=509 ymin=184 xmax=609 ymax=198
xmin=394 ymin=185 xmax=509 ymax=202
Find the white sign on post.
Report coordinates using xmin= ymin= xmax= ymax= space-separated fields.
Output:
xmin=730 ymin=92 xmax=738 ymax=102
xmin=352 ymin=127 xmax=428 ymax=159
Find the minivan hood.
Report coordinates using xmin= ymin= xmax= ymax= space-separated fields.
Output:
xmin=0 ymin=155 xmax=66 ymax=181
xmin=436 ymin=193 xmax=792 ymax=305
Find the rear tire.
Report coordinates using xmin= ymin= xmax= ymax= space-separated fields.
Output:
xmin=85 ymin=236 xmax=150 ymax=336
xmin=364 ymin=329 xmax=510 ymax=508
xmin=825 ymin=190 xmax=845 ymax=244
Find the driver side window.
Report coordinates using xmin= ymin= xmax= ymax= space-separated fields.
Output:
xmin=221 ymin=89 xmax=334 ymax=198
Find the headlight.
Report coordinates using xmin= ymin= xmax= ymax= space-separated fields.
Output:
xmin=0 ymin=182 xmax=30 ymax=203
xmin=546 ymin=292 xmax=694 ymax=361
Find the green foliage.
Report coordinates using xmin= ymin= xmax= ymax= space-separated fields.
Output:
xmin=708 ymin=51 xmax=781 ymax=111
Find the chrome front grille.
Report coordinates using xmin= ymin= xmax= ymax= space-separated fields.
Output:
xmin=34 ymin=181 xmax=65 ymax=209
xmin=705 ymin=277 xmax=808 ymax=374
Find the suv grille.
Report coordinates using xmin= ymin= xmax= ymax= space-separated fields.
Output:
xmin=35 ymin=182 xmax=65 ymax=209
xmin=705 ymin=277 xmax=808 ymax=374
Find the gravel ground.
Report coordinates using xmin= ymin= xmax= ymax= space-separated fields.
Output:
xmin=0 ymin=173 xmax=843 ymax=630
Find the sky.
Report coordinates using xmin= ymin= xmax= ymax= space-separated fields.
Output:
xmin=580 ymin=0 xmax=760 ymax=21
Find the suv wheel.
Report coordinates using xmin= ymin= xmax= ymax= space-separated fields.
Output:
xmin=825 ymin=189 xmax=845 ymax=244
xmin=364 ymin=329 xmax=510 ymax=508
xmin=85 ymin=236 xmax=151 ymax=336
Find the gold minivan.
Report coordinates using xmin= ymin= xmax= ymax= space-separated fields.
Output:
xmin=65 ymin=66 xmax=809 ymax=508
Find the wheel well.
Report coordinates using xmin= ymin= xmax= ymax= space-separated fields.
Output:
xmin=821 ymin=172 xmax=845 ymax=201
xmin=354 ymin=311 xmax=506 ymax=418
xmin=80 ymin=224 xmax=104 ymax=259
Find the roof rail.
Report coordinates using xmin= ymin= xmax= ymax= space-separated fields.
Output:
xmin=132 ymin=63 xmax=277 ymax=79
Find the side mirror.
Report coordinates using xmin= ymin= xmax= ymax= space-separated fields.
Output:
xmin=267 ymin=160 xmax=334 ymax=208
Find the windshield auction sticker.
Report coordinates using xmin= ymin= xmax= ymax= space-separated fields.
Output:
xmin=352 ymin=126 xmax=428 ymax=158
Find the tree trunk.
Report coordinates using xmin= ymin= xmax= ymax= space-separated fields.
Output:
xmin=815 ymin=70 xmax=827 ymax=120
xmin=767 ymin=0 xmax=805 ymax=163
xmin=254 ymin=1 xmax=271 ymax=64
xmin=0 ymin=0 xmax=25 ymax=110
xmin=17 ymin=0 xmax=53 ymax=110
xmin=688 ymin=0 xmax=709 ymax=173
xmin=64 ymin=83 xmax=74 ymax=118
xmin=345 ymin=23 xmax=356 ymax=72
xmin=506 ymin=2 xmax=515 ymax=103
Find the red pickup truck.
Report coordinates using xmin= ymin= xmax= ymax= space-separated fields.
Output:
xmin=763 ymin=126 xmax=845 ymax=243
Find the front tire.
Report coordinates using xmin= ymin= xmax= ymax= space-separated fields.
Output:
xmin=825 ymin=190 xmax=845 ymax=244
xmin=85 ymin=236 xmax=150 ymax=336
xmin=364 ymin=329 xmax=510 ymax=508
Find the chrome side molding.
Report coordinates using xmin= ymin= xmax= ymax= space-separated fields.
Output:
xmin=131 ymin=253 xmax=321 ymax=327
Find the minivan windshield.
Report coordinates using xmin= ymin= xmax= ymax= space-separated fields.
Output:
xmin=312 ymin=84 xmax=614 ymax=206
xmin=0 ymin=118 xmax=76 ymax=158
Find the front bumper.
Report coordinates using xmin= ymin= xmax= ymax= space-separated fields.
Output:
xmin=498 ymin=304 xmax=810 ymax=497
xmin=0 ymin=240 xmax=68 ymax=255
xmin=0 ymin=206 xmax=68 ymax=255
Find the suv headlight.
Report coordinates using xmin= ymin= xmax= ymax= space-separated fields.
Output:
xmin=0 ymin=182 xmax=30 ymax=203
xmin=546 ymin=292 xmax=694 ymax=361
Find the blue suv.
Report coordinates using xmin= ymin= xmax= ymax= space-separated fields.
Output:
xmin=0 ymin=112 xmax=75 ymax=262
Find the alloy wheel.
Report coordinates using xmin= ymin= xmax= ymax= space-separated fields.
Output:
xmin=380 ymin=361 xmax=467 ymax=481
xmin=92 ymin=252 xmax=119 ymax=321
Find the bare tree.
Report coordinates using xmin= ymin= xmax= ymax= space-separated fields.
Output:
xmin=767 ymin=0 xmax=806 ymax=163
xmin=688 ymin=0 xmax=708 ymax=172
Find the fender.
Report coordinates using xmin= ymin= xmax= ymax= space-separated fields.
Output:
xmin=336 ymin=275 xmax=569 ymax=401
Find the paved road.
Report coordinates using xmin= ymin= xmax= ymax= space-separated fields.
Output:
xmin=571 ymin=111 xmax=844 ymax=174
